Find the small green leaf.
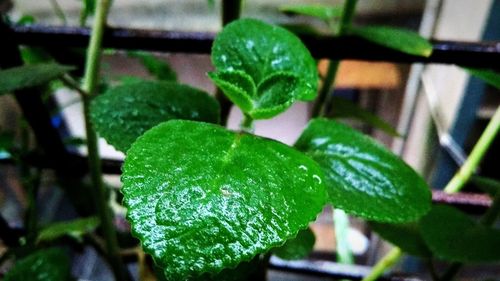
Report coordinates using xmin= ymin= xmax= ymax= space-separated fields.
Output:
xmin=328 ymin=97 xmax=401 ymax=137
xmin=130 ymin=52 xmax=177 ymax=81
xmin=37 ymin=217 xmax=100 ymax=243
xmin=370 ymin=222 xmax=431 ymax=257
xmin=295 ymin=118 xmax=431 ymax=222
xmin=420 ymin=205 xmax=500 ymax=262
xmin=465 ymin=68 xmax=500 ymax=90
xmin=0 ymin=63 xmax=74 ymax=95
xmin=280 ymin=4 xmax=342 ymax=22
xmin=80 ymin=0 xmax=96 ymax=25
xmin=471 ymin=176 xmax=500 ymax=197
xmin=4 ymin=248 xmax=70 ymax=281
xmin=272 ymin=228 xmax=315 ymax=260
xmin=122 ymin=120 xmax=328 ymax=280
xmin=211 ymin=18 xmax=318 ymax=119
xmin=90 ymin=81 xmax=220 ymax=152
xmin=208 ymin=70 xmax=255 ymax=112
xmin=17 ymin=15 xmax=36 ymax=25
xmin=349 ymin=26 xmax=433 ymax=57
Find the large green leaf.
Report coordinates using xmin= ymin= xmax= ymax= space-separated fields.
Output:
xmin=349 ymin=26 xmax=432 ymax=57
xmin=420 ymin=205 xmax=500 ymax=262
xmin=280 ymin=4 xmax=342 ymax=21
xmin=370 ymin=222 xmax=431 ymax=257
xmin=122 ymin=120 xmax=328 ymax=280
xmin=0 ymin=63 xmax=74 ymax=95
xmin=90 ymin=81 xmax=220 ymax=152
xmin=295 ymin=118 xmax=431 ymax=222
xmin=328 ymin=97 xmax=400 ymax=137
xmin=466 ymin=67 xmax=500 ymax=90
xmin=4 ymin=248 xmax=70 ymax=281
xmin=210 ymin=18 xmax=318 ymax=119
xmin=37 ymin=217 xmax=100 ymax=243
xmin=272 ymin=228 xmax=315 ymax=260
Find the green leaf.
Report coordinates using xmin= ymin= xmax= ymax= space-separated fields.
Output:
xmin=90 ymin=81 xmax=220 ymax=152
xmin=465 ymin=68 xmax=500 ymax=90
xmin=208 ymin=70 xmax=255 ymax=112
xmin=280 ymin=4 xmax=342 ymax=21
xmin=211 ymin=18 xmax=318 ymax=119
xmin=130 ymin=52 xmax=177 ymax=81
xmin=0 ymin=63 xmax=75 ymax=95
xmin=37 ymin=217 xmax=99 ymax=243
xmin=471 ymin=176 xmax=500 ymax=197
xmin=349 ymin=26 xmax=433 ymax=57
xmin=122 ymin=120 xmax=328 ymax=280
xmin=80 ymin=0 xmax=96 ymax=25
xmin=328 ymin=97 xmax=401 ymax=137
xmin=295 ymin=118 xmax=431 ymax=222
xmin=420 ymin=205 xmax=500 ymax=262
xmin=272 ymin=228 xmax=315 ymax=260
xmin=370 ymin=222 xmax=431 ymax=257
xmin=4 ymin=248 xmax=70 ymax=281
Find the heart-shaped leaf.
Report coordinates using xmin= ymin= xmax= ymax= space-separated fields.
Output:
xmin=210 ymin=18 xmax=318 ymax=119
xmin=272 ymin=228 xmax=315 ymax=260
xmin=90 ymin=81 xmax=220 ymax=152
xmin=295 ymin=118 xmax=431 ymax=222
xmin=420 ymin=205 xmax=500 ymax=262
xmin=37 ymin=217 xmax=100 ymax=243
xmin=122 ymin=120 xmax=328 ymax=280
xmin=349 ymin=26 xmax=433 ymax=57
xmin=4 ymin=248 xmax=70 ymax=281
xmin=280 ymin=4 xmax=343 ymax=22
xmin=370 ymin=222 xmax=431 ymax=257
xmin=0 ymin=63 xmax=74 ymax=95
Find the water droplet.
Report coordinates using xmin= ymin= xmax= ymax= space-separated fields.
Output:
xmin=298 ymin=165 xmax=308 ymax=171
xmin=313 ymin=174 xmax=322 ymax=184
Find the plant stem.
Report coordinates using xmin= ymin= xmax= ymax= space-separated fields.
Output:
xmin=366 ymin=106 xmax=500 ymax=281
xmin=240 ymin=114 xmax=254 ymax=133
xmin=444 ymin=106 xmax=500 ymax=193
xmin=81 ymin=0 xmax=129 ymax=280
xmin=362 ymin=247 xmax=403 ymax=281
xmin=334 ymin=209 xmax=354 ymax=264
xmin=311 ymin=0 xmax=358 ymax=118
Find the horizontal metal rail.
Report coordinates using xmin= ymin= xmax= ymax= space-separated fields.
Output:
xmin=11 ymin=24 xmax=500 ymax=69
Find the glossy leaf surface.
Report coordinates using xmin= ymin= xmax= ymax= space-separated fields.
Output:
xmin=420 ymin=205 xmax=500 ymax=262
xmin=350 ymin=26 xmax=432 ymax=57
xmin=295 ymin=118 xmax=431 ymax=222
xmin=37 ymin=217 xmax=99 ymax=243
xmin=466 ymin=67 xmax=500 ymax=90
xmin=4 ymin=248 xmax=70 ymax=281
xmin=280 ymin=4 xmax=342 ymax=21
xmin=328 ymin=97 xmax=400 ymax=137
xmin=210 ymin=18 xmax=318 ymax=119
xmin=90 ymin=81 xmax=220 ymax=152
xmin=273 ymin=227 xmax=315 ymax=260
xmin=370 ymin=222 xmax=431 ymax=257
xmin=122 ymin=120 xmax=327 ymax=280
xmin=0 ymin=63 xmax=74 ymax=94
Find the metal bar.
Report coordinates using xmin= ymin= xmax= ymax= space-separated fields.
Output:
xmin=10 ymin=24 xmax=500 ymax=69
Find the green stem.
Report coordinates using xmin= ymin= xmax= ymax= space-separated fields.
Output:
xmin=334 ymin=208 xmax=354 ymax=264
xmin=49 ymin=0 xmax=68 ymax=25
xmin=240 ymin=114 xmax=254 ymax=133
xmin=362 ymin=247 xmax=402 ymax=281
xmin=311 ymin=0 xmax=358 ymax=118
xmin=81 ymin=0 xmax=128 ymax=280
xmin=444 ymin=106 xmax=500 ymax=193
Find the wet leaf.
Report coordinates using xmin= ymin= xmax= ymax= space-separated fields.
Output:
xmin=295 ymin=118 xmax=431 ymax=222
xmin=350 ymin=26 xmax=432 ymax=57
xmin=370 ymin=222 xmax=431 ymax=257
xmin=280 ymin=4 xmax=342 ymax=21
xmin=4 ymin=248 xmax=70 ymax=281
xmin=420 ymin=205 xmax=500 ymax=262
xmin=90 ymin=81 xmax=220 ymax=152
xmin=0 ymin=63 xmax=74 ymax=94
xmin=210 ymin=18 xmax=318 ymax=119
xmin=37 ymin=217 xmax=99 ymax=243
xmin=122 ymin=120 xmax=328 ymax=280
xmin=328 ymin=97 xmax=400 ymax=137
xmin=272 ymin=228 xmax=315 ymax=260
